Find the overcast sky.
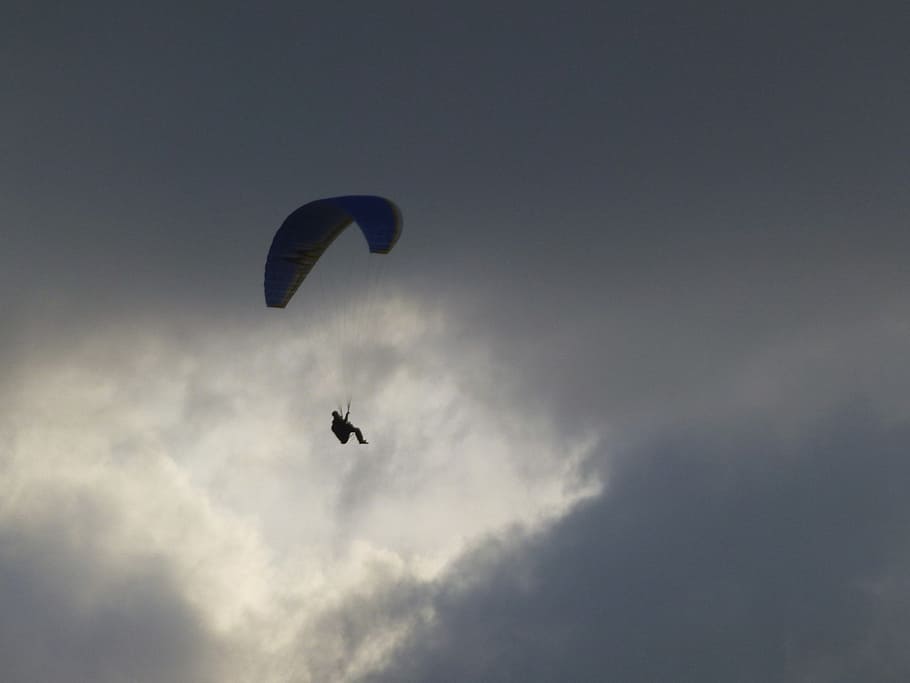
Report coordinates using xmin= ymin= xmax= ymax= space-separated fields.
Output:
xmin=2 ymin=2 xmax=909 ymax=681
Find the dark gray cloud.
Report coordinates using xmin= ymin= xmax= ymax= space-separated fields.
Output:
xmin=4 ymin=3 xmax=906 ymax=320
xmin=364 ymin=410 xmax=910 ymax=682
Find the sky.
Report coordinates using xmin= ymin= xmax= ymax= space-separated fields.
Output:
xmin=2 ymin=2 xmax=909 ymax=681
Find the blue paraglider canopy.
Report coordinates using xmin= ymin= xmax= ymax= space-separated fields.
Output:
xmin=264 ymin=195 xmax=402 ymax=308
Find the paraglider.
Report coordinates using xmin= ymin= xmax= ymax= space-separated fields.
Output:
xmin=331 ymin=407 xmax=368 ymax=444
xmin=263 ymin=195 xmax=402 ymax=443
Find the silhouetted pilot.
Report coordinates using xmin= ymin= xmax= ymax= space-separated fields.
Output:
xmin=331 ymin=410 xmax=368 ymax=444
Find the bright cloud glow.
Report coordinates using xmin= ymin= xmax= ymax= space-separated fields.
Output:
xmin=1 ymin=297 xmax=599 ymax=681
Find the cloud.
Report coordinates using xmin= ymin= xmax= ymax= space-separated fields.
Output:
xmin=344 ymin=287 xmax=910 ymax=682
xmin=0 ymin=514 xmax=233 ymax=683
xmin=0 ymin=297 xmax=597 ymax=682
xmin=362 ymin=410 xmax=910 ymax=682
xmin=2 ymin=4 xmax=908 ymax=681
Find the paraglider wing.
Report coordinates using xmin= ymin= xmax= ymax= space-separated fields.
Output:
xmin=264 ymin=195 xmax=402 ymax=308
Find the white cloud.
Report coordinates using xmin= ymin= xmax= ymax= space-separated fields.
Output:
xmin=0 ymin=296 xmax=599 ymax=681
